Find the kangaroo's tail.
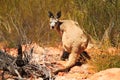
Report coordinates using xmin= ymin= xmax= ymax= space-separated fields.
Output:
xmin=80 ymin=51 xmax=91 ymax=60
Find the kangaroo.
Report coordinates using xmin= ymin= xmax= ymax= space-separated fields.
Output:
xmin=48 ymin=11 xmax=89 ymax=74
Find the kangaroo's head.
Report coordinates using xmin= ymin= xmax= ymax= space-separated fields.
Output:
xmin=48 ymin=11 xmax=61 ymax=29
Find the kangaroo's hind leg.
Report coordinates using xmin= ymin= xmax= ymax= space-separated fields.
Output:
xmin=54 ymin=47 xmax=82 ymax=75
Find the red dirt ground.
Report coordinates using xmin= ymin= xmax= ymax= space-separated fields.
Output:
xmin=0 ymin=43 xmax=120 ymax=80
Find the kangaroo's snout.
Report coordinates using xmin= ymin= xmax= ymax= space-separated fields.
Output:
xmin=51 ymin=26 xmax=54 ymax=29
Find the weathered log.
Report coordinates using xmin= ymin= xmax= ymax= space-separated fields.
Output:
xmin=0 ymin=44 xmax=55 ymax=80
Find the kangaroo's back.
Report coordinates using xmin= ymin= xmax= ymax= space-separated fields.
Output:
xmin=59 ymin=20 xmax=89 ymax=50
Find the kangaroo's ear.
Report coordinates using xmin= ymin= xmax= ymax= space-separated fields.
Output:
xmin=56 ymin=11 xmax=61 ymax=19
xmin=48 ymin=11 xmax=54 ymax=18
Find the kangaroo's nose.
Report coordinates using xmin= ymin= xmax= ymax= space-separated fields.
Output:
xmin=52 ymin=26 xmax=54 ymax=29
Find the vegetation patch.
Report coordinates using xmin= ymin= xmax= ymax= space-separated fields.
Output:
xmin=89 ymin=53 xmax=120 ymax=72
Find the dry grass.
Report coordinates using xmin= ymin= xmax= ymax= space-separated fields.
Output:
xmin=88 ymin=47 xmax=120 ymax=72
xmin=0 ymin=0 xmax=120 ymax=47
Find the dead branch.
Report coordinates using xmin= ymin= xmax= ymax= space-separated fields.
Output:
xmin=0 ymin=44 xmax=55 ymax=80
xmin=100 ymin=20 xmax=114 ymax=48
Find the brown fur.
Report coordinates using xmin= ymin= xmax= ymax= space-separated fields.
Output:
xmin=54 ymin=20 xmax=89 ymax=74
